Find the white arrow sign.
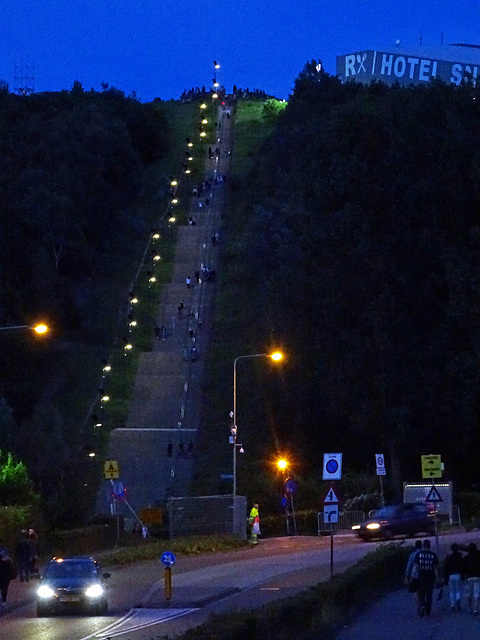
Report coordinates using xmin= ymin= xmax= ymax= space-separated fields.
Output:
xmin=324 ymin=504 xmax=339 ymax=524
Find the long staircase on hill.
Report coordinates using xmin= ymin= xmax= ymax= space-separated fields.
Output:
xmin=98 ymin=105 xmax=232 ymax=519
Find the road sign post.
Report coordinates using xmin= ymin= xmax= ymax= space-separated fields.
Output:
xmin=323 ymin=482 xmax=341 ymax=580
xmin=161 ymin=551 xmax=176 ymax=602
xmin=375 ymin=454 xmax=386 ymax=507
xmin=323 ymin=453 xmax=342 ymax=480
xmin=425 ymin=484 xmax=443 ymax=553
xmin=421 ymin=454 xmax=442 ymax=479
xmin=284 ymin=477 xmax=298 ymax=536
xmin=104 ymin=459 xmax=120 ymax=479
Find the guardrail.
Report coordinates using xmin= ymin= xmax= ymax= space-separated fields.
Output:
xmin=317 ymin=510 xmax=366 ymax=535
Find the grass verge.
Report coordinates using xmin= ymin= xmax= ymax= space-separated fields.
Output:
xmin=96 ymin=534 xmax=249 ymax=567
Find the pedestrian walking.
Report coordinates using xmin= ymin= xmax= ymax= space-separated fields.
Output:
xmin=28 ymin=528 xmax=39 ymax=577
xmin=0 ymin=540 xmax=15 ymax=606
xmin=249 ymin=503 xmax=260 ymax=545
xmin=161 ymin=325 xmax=167 ymax=340
xmin=415 ymin=539 xmax=439 ymax=617
xmin=463 ymin=542 xmax=480 ymax=614
xmin=405 ymin=540 xmax=422 ymax=607
xmin=186 ymin=276 xmax=191 ymax=289
xmin=178 ymin=301 xmax=184 ymax=317
xmin=154 ymin=325 xmax=160 ymax=339
xmin=444 ymin=543 xmax=464 ymax=611
xmin=15 ymin=529 xmax=31 ymax=582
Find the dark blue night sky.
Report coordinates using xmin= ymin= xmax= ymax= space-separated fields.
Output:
xmin=1 ymin=0 xmax=478 ymax=102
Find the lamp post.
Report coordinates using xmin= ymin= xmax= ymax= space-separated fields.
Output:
xmin=232 ymin=351 xmax=283 ymax=504
xmin=0 ymin=323 xmax=48 ymax=334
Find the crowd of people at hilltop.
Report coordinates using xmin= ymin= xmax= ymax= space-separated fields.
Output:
xmin=179 ymin=85 xmax=274 ymax=102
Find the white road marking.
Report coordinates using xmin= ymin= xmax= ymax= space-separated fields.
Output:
xmin=79 ymin=608 xmax=198 ymax=639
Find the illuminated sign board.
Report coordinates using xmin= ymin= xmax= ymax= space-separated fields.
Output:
xmin=337 ymin=49 xmax=480 ymax=86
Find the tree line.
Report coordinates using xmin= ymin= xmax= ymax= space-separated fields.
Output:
xmin=0 ymin=83 xmax=173 ymax=524
xmin=212 ymin=63 xmax=480 ymax=503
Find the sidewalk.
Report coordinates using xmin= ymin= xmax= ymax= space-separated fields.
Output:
xmin=1 ymin=577 xmax=35 ymax=614
xmin=336 ymin=588 xmax=480 ymax=640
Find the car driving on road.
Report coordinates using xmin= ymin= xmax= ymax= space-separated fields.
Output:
xmin=36 ymin=556 xmax=110 ymax=616
xmin=352 ymin=503 xmax=436 ymax=540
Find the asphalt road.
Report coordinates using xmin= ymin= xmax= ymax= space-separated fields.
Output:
xmin=1 ymin=533 xmax=479 ymax=640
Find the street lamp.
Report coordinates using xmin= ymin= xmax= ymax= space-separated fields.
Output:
xmin=232 ymin=351 xmax=284 ymax=501
xmin=0 ymin=322 xmax=49 ymax=335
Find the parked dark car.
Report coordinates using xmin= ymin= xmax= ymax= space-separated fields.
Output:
xmin=352 ymin=503 xmax=436 ymax=540
xmin=36 ymin=556 xmax=110 ymax=616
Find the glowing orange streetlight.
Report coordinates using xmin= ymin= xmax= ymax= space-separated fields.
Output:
xmin=0 ymin=322 xmax=49 ymax=335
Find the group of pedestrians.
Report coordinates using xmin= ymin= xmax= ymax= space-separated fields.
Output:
xmin=405 ymin=539 xmax=480 ymax=618
xmin=0 ymin=528 xmax=39 ymax=607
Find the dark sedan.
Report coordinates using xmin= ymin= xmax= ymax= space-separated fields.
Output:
xmin=36 ymin=556 xmax=110 ymax=616
xmin=352 ymin=503 xmax=436 ymax=540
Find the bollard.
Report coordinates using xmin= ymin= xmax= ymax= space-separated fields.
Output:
xmin=164 ymin=566 xmax=172 ymax=601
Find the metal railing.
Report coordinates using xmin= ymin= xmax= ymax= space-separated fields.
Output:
xmin=317 ymin=510 xmax=366 ymax=535
xmin=168 ymin=495 xmax=247 ymax=539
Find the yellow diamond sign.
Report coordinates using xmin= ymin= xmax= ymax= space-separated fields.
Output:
xmin=421 ymin=454 xmax=442 ymax=479
xmin=104 ymin=459 xmax=120 ymax=479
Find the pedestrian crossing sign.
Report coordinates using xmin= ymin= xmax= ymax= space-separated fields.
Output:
xmin=104 ymin=459 xmax=120 ymax=479
xmin=426 ymin=485 xmax=443 ymax=503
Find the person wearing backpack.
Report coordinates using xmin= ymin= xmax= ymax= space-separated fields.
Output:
xmin=405 ymin=540 xmax=422 ymax=607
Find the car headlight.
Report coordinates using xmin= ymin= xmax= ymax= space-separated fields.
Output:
xmin=37 ymin=585 xmax=55 ymax=599
xmin=351 ymin=525 xmax=361 ymax=530
xmin=366 ymin=522 xmax=381 ymax=530
xmin=85 ymin=584 xmax=104 ymax=599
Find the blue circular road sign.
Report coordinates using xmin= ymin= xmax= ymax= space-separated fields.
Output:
xmin=326 ymin=459 xmax=339 ymax=474
xmin=284 ymin=477 xmax=298 ymax=495
xmin=111 ymin=480 xmax=126 ymax=500
xmin=161 ymin=551 xmax=176 ymax=567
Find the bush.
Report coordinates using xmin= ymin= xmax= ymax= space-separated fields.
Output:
xmin=261 ymin=510 xmax=319 ymax=537
xmin=0 ymin=505 xmax=33 ymax=550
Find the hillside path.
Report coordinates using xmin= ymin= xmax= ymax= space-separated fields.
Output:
xmin=103 ymin=103 xmax=232 ymax=516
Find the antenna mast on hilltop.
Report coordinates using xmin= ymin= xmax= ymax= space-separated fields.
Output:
xmin=14 ymin=58 xmax=35 ymax=96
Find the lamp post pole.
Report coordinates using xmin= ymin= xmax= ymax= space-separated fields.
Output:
xmin=233 ymin=353 xmax=267 ymax=502
xmin=232 ymin=351 xmax=284 ymax=531
xmin=0 ymin=323 xmax=48 ymax=334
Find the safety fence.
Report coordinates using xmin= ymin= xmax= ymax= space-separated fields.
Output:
xmin=317 ymin=510 xmax=366 ymax=535
xmin=168 ymin=495 xmax=247 ymax=539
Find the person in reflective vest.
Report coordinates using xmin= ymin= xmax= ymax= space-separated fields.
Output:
xmin=249 ymin=503 xmax=260 ymax=545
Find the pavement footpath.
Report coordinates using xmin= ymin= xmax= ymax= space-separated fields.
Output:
xmin=336 ymin=587 xmax=480 ymax=640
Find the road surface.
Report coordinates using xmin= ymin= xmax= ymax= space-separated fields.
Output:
xmin=1 ymin=532 xmax=479 ymax=640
